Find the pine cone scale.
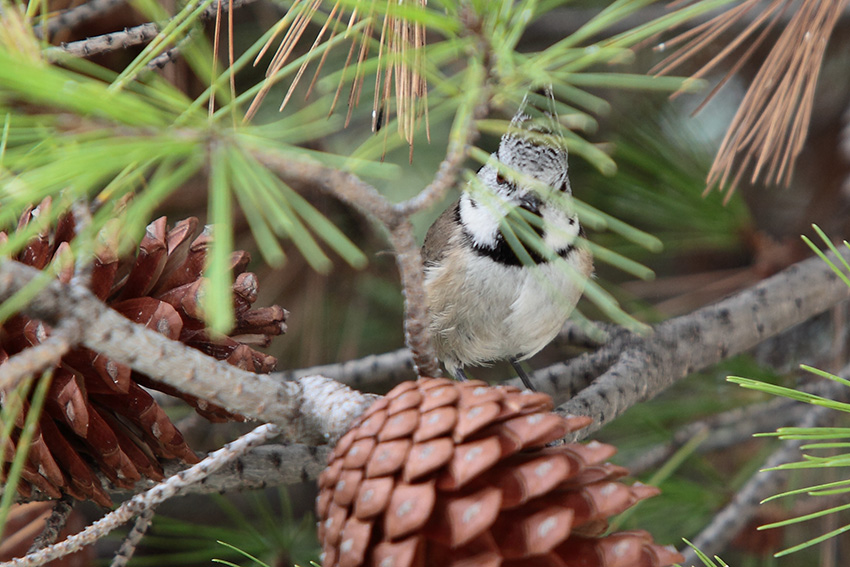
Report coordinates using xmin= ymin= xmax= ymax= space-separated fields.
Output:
xmin=116 ymin=219 xmax=168 ymax=300
xmin=45 ymin=370 xmax=90 ymax=437
xmin=383 ymin=480 xmax=436 ymax=540
xmin=402 ymin=438 xmax=453 ymax=482
xmin=353 ymin=476 xmax=394 ymax=519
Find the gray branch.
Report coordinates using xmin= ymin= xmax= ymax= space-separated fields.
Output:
xmin=152 ymin=444 xmax=331 ymax=495
xmin=3 ymin=217 xmax=850 ymax=533
xmin=552 ymin=249 xmax=850 ymax=441
xmin=0 ymin=261 xmax=375 ymax=446
xmin=109 ymin=507 xmax=155 ymax=567
xmin=272 ymin=321 xmax=612 ymax=389
xmin=26 ymin=499 xmax=73 ymax=554
xmin=274 ymin=347 xmax=415 ymax=389
xmin=52 ymin=23 xmax=160 ymax=59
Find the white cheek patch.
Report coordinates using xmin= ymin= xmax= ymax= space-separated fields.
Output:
xmin=459 ymin=193 xmax=503 ymax=249
xmin=541 ymin=206 xmax=580 ymax=252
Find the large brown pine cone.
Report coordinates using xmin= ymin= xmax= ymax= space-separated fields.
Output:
xmin=1 ymin=199 xmax=288 ymax=506
xmin=317 ymin=378 xmax=683 ymax=567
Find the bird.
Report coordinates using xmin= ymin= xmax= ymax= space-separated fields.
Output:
xmin=422 ymin=93 xmax=593 ymax=390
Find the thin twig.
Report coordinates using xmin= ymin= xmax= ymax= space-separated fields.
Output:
xmin=53 ymin=24 xmax=160 ymax=59
xmin=46 ymin=0 xmax=258 ymax=60
xmin=69 ymin=201 xmax=93 ymax=289
xmin=109 ymin=507 xmax=156 ymax=567
xmin=275 ymin=347 xmax=414 ymax=389
xmin=36 ymin=0 xmax=128 ymax=38
xmin=393 ymin=96 xmax=489 ymax=216
xmin=146 ymin=42 xmax=185 ymax=70
xmin=0 ymin=423 xmax=281 ymax=567
xmin=26 ymin=499 xmax=73 ymax=554
xmin=389 ymin=220 xmax=440 ymax=376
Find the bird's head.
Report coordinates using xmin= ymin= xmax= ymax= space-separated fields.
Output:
xmin=461 ymin=94 xmax=575 ymax=251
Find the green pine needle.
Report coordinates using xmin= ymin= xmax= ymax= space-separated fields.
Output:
xmin=112 ymin=0 xmax=216 ymax=90
xmin=206 ymin=148 xmax=237 ymax=334
xmin=762 ymin=478 xmax=850 ymax=504
xmin=214 ymin=541 xmax=272 ymax=567
xmin=682 ymin=539 xmax=729 ymax=567
xmin=727 ymin=376 xmax=850 ymax=414
xmin=773 ymin=523 xmax=850 ymax=557
xmin=0 ymin=371 xmax=53 ymax=531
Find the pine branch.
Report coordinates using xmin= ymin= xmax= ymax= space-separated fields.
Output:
xmin=145 ymin=32 xmax=196 ymax=70
xmin=276 ymin=347 xmax=414 ymax=389
xmin=35 ymin=0 xmax=128 ymax=38
xmin=152 ymin=444 xmax=331 ymax=496
xmin=51 ymin=23 xmax=159 ymax=59
xmin=549 ymin=248 xmax=850 ymax=441
xmin=4 ymin=240 xmax=849 ymax=454
xmin=274 ymin=321 xmax=612 ymax=389
xmin=0 ymin=260 xmax=376 ymax=445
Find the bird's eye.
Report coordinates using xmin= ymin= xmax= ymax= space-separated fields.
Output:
xmin=496 ymin=173 xmax=507 ymax=184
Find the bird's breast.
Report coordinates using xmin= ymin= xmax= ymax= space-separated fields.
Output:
xmin=425 ymin=241 xmax=590 ymax=368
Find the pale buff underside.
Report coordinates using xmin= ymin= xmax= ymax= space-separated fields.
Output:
xmin=424 ymin=231 xmax=592 ymax=375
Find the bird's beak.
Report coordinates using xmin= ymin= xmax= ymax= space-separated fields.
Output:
xmin=518 ymin=192 xmax=543 ymax=214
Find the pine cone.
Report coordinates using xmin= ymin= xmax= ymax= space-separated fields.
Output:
xmin=316 ymin=378 xmax=683 ymax=567
xmin=1 ymin=198 xmax=288 ymax=506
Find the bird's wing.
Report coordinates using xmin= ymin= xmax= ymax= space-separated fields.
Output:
xmin=422 ymin=199 xmax=461 ymax=267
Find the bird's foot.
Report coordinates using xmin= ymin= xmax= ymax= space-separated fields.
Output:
xmin=510 ymin=358 xmax=537 ymax=391
xmin=452 ymin=366 xmax=470 ymax=382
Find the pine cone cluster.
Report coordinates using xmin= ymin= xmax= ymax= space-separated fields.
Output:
xmin=317 ymin=378 xmax=683 ymax=567
xmin=1 ymin=199 xmax=288 ymax=506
